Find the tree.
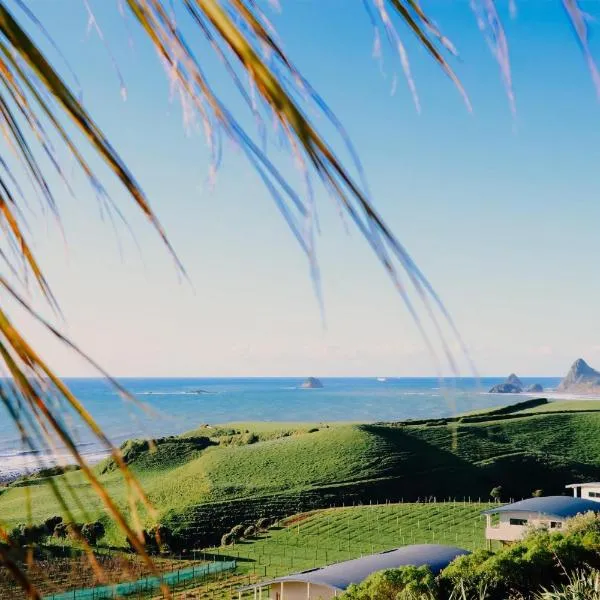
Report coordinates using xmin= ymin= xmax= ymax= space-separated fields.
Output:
xmin=490 ymin=486 xmax=503 ymax=502
xmin=1 ymin=2 xmax=599 ymax=598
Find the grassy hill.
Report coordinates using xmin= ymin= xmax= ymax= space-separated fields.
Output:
xmin=1 ymin=404 xmax=600 ymax=547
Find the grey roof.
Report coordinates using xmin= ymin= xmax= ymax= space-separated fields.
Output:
xmin=239 ymin=544 xmax=469 ymax=592
xmin=483 ymin=496 xmax=600 ymax=518
xmin=566 ymin=482 xmax=600 ymax=488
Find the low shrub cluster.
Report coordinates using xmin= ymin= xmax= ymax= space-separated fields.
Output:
xmin=126 ymin=524 xmax=174 ymax=555
xmin=339 ymin=512 xmax=600 ymax=600
xmin=6 ymin=517 xmax=106 ymax=547
xmin=220 ymin=517 xmax=275 ymax=546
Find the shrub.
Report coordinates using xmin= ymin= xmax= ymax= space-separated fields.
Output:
xmin=535 ymin=568 xmax=600 ymax=600
xmin=44 ymin=516 xmax=63 ymax=533
xmin=439 ymin=528 xmax=600 ymax=600
xmin=532 ymin=489 xmax=544 ymax=497
xmin=9 ymin=523 xmax=49 ymax=545
xmin=243 ymin=433 xmax=259 ymax=445
xmin=340 ymin=566 xmax=437 ymax=600
xmin=489 ymin=486 xmax=502 ymax=502
xmin=53 ymin=522 xmax=68 ymax=539
xmin=256 ymin=517 xmax=272 ymax=531
xmin=221 ymin=532 xmax=234 ymax=546
xmin=81 ymin=521 xmax=105 ymax=545
xmin=230 ymin=524 xmax=245 ymax=540
xmin=243 ymin=525 xmax=257 ymax=538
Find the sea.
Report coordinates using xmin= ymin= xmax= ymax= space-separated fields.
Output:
xmin=0 ymin=376 xmax=581 ymax=480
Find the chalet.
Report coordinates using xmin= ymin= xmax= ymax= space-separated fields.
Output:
xmin=237 ymin=544 xmax=468 ymax=599
xmin=483 ymin=496 xmax=600 ymax=544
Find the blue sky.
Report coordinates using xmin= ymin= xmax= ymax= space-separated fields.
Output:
xmin=9 ymin=0 xmax=600 ymax=377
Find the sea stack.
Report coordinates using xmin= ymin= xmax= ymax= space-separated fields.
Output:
xmin=301 ymin=377 xmax=323 ymax=389
xmin=489 ymin=373 xmax=523 ymax=394
xmin=525 ymin=383 xmax=544 ymax=393
xmin=557 ymin=358 xmax=600 ymax=393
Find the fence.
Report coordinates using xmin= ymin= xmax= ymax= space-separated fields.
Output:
xmin=43 ymin=560 xmax=236 ymax=600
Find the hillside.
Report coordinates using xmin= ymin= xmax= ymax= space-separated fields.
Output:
xmin=1 ymin=407 xmax=600 ymax=547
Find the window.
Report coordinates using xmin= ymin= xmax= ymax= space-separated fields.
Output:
xmin=509 ymin=518 xmax=528 ymax=526
xmin=589 ymin=491 xmax=600 ymax=498
xmin=550 ymin=521 xmax=562 ymax=529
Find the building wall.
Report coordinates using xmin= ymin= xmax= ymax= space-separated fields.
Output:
xmin=486 ymin=511 xmax=564 ymax=542
xmin=269 ymin=581 xmax=338 ymax=600
xmin=581 ymin=488 xmax=600 ymax=502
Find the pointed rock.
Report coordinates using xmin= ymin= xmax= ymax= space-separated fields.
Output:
xmin=557 ymin=358 xmax=600 ymax=392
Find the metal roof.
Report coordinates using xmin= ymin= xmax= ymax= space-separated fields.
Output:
xmin=238 ymin=544 xmax=469 ymax=593
xmin=483 ymin=496 xmax=600 ymax=518
xmin=565 ymin=482 xmax=600 ymax=488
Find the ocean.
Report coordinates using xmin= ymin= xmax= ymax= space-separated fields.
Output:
xmin=0 ymin=376 xmax=566 ymax=479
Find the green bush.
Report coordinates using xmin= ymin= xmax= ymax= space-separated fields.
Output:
xmin=340 ymin=565 xmax=437 ymax=600
xmin=230 ymin=524 xmax=245 ymax=540
xmin=81 ymin=521 xmax=105 ymax=545
xmin=243 ymin=525 xmax=257 ymax=538
xmin=439 ymin=527 xmax=600 ymax=600
xmin=44 ymin=516 xmax=63 ymax=532
xmin=221 ymin=532 xmax=234 ymax=546
xmin=256 ymin=517 xmax=272 ymax=531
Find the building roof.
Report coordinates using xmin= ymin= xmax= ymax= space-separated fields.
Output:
xmin=483 ymin=496 xmax=600 ymax=518
xmin=566 ymin=482 xmax=600 ymax=488
xmin=238 ymin=544 xmax=469 ymax=593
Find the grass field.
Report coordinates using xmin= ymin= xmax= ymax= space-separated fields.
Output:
xmin=521 ymin=399 xmax=600 ymax=413
xmin=1 ymin=405 xmax=600 ymax=548
xmin=224 ymin=501 xmax=492 ymax=581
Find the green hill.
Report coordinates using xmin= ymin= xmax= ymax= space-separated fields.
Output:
xmin=1 ymin=408 xmax=600 ymax=547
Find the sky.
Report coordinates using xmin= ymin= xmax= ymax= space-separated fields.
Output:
xmin=7 ymin=0 xmax=600 ymax=377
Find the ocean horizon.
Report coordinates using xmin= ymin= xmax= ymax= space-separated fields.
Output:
xmin=0 ymin=376 xmax=588 ymax=479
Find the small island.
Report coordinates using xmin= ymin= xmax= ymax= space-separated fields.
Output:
xmin=489 ymin=373 xmax=523 ymax=394
xmin=301 ymin=377 xmax=323 ymax=389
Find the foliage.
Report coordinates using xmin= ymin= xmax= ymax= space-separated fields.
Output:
xmin=532 ymin=489 xmax=544 ymax=498
xmin=230 ymin=524 xmax=245 ymax=540
xmin=535 ymin=569 xmax=600 ymax=600
xmin=489 ymin=487 xmax=502 ymax=501
xmin=341 ymin=565 xmax=437 ymax=600
xmin=221 ymin=532 xmax=234 ymax=546
xmin=80 ymin=522 xmax=106 ymax=545
xmin=256 ymin=517 xmax=272 ymax=531
xmin=439 ymin=526 xmax=600 ymax=600
xmin=243 ymin=525 xmax=257 ymax=538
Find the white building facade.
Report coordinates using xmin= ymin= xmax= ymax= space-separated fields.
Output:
xmin=566 ymin=482 xmax=600 ymax=502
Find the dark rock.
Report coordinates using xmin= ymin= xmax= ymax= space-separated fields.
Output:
xmin=489 ymin=373 xmax=524 ymax=393
xmin=301 ymin=377 xmax=323 ymax=389
xmin=525 ymin=383 xmax=544 ymax=393
xmin=557 ymin=358 xmax=600 ymax=393
xmin=506 ymin=373 xmax=523 ymax=388
xmin=488 ymin=383 xmax=522 ymax=394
